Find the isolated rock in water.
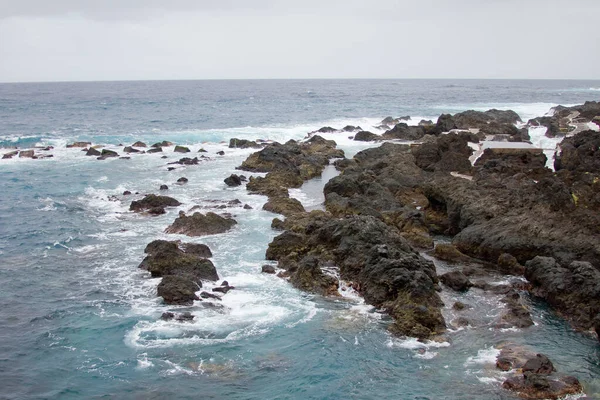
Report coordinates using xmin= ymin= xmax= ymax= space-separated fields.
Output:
xmin=147 ymin=147 xmax=163 ymax=153
xmin=439 ymin=271 xmax=472 ymax=292
xmin=229 ymin=138 xmax=262 ymax=149
xmin=353 ymin=131 xmax=380 ymax=142
xmin=141 ymin=239 xmax=218 ymax=282
xmin=342 ymin=125 xmax=362 ymax=132
xmin=18 ymin=150 xmax=35 ymax=158
xmin=177 ymin=177 xmax=188 ymax=184
xmin=130 ymin=194 xmax=181 ymax=212
xmin=160 ymin=184 xmax=169 ymax=191
xmin=165 ymin=212 xmax=237 ymax=236
xmin=216 ymin=151 xmax=225 ymax=156
xmin=261 ymin=265 xmax=276 ymax=274
xmin=525 ymin=256 xmax=600 ymax=331
xmin=132 ymin=141 xmax=147 ymax=147
xmin=174 ymin=145 xmax=190 ymax=153
xmin=224 ymin=174 xmax=243 ymax=187
xmin=2 ymin=150 xmax=19 ymax=159
xmin=123 ymin=146 xmax=140 ymax=153
xmin=100 ymin=149 xmax=119 ymax=158
xmin=152 ymin=141 xmax=173 ymax=148
xmin=67 ymin=141 xmax=91 ymax=148
xmin=157 ymin=275 xmax=200 ymax=305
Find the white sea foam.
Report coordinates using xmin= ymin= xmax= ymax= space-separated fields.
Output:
xmin=464 ymin=347 xmax=501 ymax=366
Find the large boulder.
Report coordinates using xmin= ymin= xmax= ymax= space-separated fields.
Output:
xmin=140 ymin=239 xmax=218 ymax=282
xmin=157 ymin=276 xmax=200 ymax=305
xmin=439 ymin=270 xmax=472 ymax=292
xmin=165 ymin=212 xmax=237 ymax=236
xmin=224 ymin=174 xmax=243 ymax=187
xmin=130 ymin=194 xmax=181 ymax=212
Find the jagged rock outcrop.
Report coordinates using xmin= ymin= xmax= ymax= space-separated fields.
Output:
xmin=266 ymin=213 xmax=445 ymax=339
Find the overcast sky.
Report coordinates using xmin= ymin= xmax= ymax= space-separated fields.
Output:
xmin=0 ymin=0 xmax=599 ymax=82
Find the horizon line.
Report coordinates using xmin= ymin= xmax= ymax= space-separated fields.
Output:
xmin=2 ymin=77 xmax=600 ymax=85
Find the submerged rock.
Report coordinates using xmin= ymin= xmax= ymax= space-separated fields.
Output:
xmin=174 ymin=145 xmax=190 ymax=153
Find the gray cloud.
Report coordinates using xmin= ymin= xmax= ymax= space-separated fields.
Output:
xmin=0 ymin=0 xmax=599 ymax=82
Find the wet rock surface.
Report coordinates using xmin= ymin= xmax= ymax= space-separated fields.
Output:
xmin=165 ymin=211 xmax=237 ymax=236
xmin=266 ymin=212 xmax=445 ymax=339
xmin=129 ymin=194 xmax=181 ymax=213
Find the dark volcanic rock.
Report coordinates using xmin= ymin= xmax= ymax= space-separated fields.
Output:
xmin=123 ymin=146 xmax=140 ymax=153
xmin=229 ymin=138 xmax=262 ymax=149
xmin=100 ymin=149 xmax=119 ymax=158
xmin=19 ymin=150 xmax=35 ymax=158
xmin=165 ymin=212 xmax=237 ymax=236
xmin=130 ymin=194 xmax=181 ymax=212
xmin=147 ymin=147 xmax=163 ymax=153
xmin=152 ymin=141 xmax=173 ymax=148
xmin=439 ymin=271 xmax=472 ymax=292
xmin=353 ymin=131 xmax=380 ymax=142
xmin=263 ymin=197 xmax=306 ymax=217
xmin=132 ymin=141 xmax=147 ymax=147
xmin=382 ymin=123 xmax=427 ymax=140
xmin=67 ymin=141 xmax=91 ymax=148
xmin=523 ymin=354 xmax=555 ymax=375
xmin=177 ymin=177 xmax=188 ymax=184
xmin=412 ymin=132 xmax=473 ymax=173
xmin=157 ymin=276 xmax=200 ymax=305
xmin=266 ymin=214 xmax=445 ymax=339
xmin=554 ymin=130 xmax=600 ymax=173
xmin=224 ymin=174 xmax=243 ymax=187
xmin=86 ymin=147 xmax=102 ymax=156
xmin=141 ymin=239 xmax=217 ymax=282
xmin=170 ymin=157 xmax=199 ymax=165
xmin=160 ymin=184 xmax=169 ymax=191
xmin=261 ymin=265 xmax=276 ymax=274
xmin=239 ymin=136 xmax=344 ymax=179
xmin=174 ymin=145 xmax=190 ymax=153
xmin=525 ymin=256 xmax=600 ymax=331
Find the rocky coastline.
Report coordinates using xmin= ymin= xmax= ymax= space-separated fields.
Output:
xmin=3 ymin=100 xmax=599 ymax=397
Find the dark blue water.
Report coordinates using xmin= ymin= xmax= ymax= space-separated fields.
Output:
xmin=0 ymin=80 xmax=599 ymax=399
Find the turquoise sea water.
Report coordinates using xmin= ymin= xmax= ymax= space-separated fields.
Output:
xmin=0 ymin=80 xmax=599 ymax=399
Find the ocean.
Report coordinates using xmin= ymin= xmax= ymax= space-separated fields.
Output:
xmin=0 ymin=79 xmax=599 ymax=399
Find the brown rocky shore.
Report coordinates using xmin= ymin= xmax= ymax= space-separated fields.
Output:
xmin=235 ymin=102 xmax=600 ymax=398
